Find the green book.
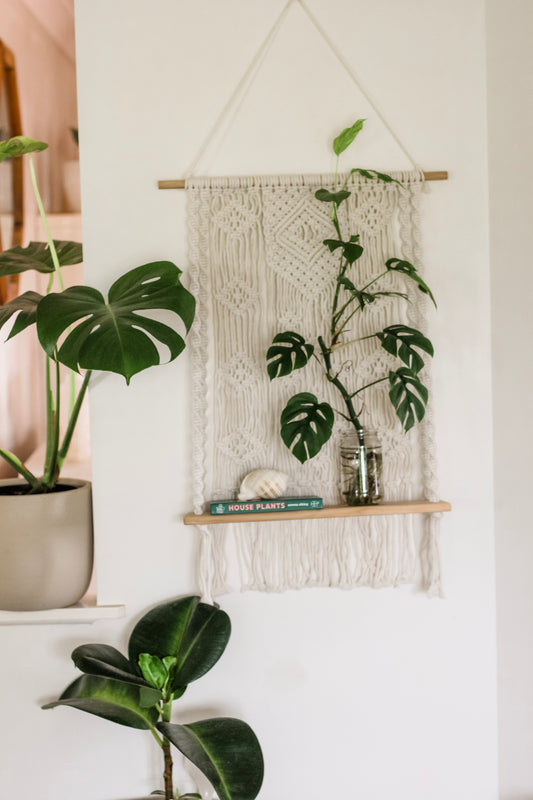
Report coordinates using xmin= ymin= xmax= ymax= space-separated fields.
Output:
xmin=210 ymin=497 xmax=323 ymax=515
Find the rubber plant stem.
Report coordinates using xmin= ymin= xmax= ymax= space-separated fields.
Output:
xmin=161 ymin=699 xmax=174 ymax=799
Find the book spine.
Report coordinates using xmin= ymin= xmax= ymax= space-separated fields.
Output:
xmin=210 ymin=498 xmax=323 ymax=515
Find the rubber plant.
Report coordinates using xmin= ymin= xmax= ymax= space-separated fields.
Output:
xmin=0 ymin=136 xmax=195 ymax=493
xmin=266 ymin=119 xmax=436 ymax=496
xmin=43 ymin=595 xmax=264 ymax=800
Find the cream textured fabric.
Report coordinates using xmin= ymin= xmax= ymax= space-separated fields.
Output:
xmin=187 ymin=171 xmax=441 ymax=600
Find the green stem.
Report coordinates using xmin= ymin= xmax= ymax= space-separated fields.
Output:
xmin=28 ymin=154 xmax=64 ymax=291
xmin=318 ymin=336 xmax=362 ymax=432
xmin=350 ymin=375 xmax=389 ymax=398
xmin=0 ymin=448 xmax=40 ymax=488
xmin=57 ymin=370 xmax=92 ymax=468
xmin=42 ymin=356 xmax=61 ymax=488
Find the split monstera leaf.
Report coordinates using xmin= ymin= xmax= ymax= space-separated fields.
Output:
xmin=43 ymin=596 xmax=264 ymax=800
xmin=0 ymin=136 xmax=195 ymax=491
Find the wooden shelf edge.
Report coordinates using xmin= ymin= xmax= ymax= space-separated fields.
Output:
xmin=0 ymin=598 xmax=126 ymax=626
xmin=184 ymin=500 xmax=452 ymax=526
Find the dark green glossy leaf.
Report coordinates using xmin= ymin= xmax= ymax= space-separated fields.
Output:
xmin=0 ymin=240 xmax=82 ymax=276
xmin=0 ymin=291 xmax=43 ymax=338
xmin=323 ymin=238 xmax=344 ymax=253
xmin=315 ymin=188 xmax=351 ymax=205
xmin=159 ymin=718 xmax=264 ymax=800
xmin=386 ymin=258 xmax=437 ymax=308
xmin=322 ymin=238 xmax=363 ymax=264
xmin=376 ymin=324 xmax=434 ymax=374
xmin=72 ymin=643 xmax=147 ymax=686
xmin=128 ymin=596 xmax=230 ymax=692
xmin=333 ymin=119 xmax=365 ymax=156
xmin=280 ymin=392 xmax=334 ymax=463
xmin=266 ymin=331 xmax=314 ymax=379
xmin=349 ymin=168 xmax=402 ymax=186
xmin=388 ymin=367 xmax=429 ymax=431
xmin=0 ymin=136 xmax=47 ymax=162
xmin=36 ymin=261 xmax=196 ymax=384
xmin=42 ymin=674 xmax=161 ymax=729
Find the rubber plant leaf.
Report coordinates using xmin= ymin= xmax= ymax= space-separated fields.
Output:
xmin=128 ymin=596 xmax=231 ymax=693
xmin=266 ymin=331 xmax=314 ymax=379
xmin=280 ymin=392 xmax=334 ymax=463
xmin=376 ymin=324 xmax=434 ymax=374
xmin=158 ymin=718 xmax=264 ymax=800
xmin=0 ymin=240 xmax=83 ymax=277
xmin=385 ymin=258 xmax=437 ymax=308
xmin=333 ymin=119 xmax=365 ymax=156
xmin=36 ymin=261 xmax=196 ymax=384
xmin=71 ymin=643 xmax=148 ymax=687
xmin=42 ymin=674 xmax=161 ymax=729
xmin=0 ymin=291 xmax=43 ymax=338
xmin=0 ymin=136 xmax=47 ymax=162
xmin=388 ymin=367 xmax=429 ymax=431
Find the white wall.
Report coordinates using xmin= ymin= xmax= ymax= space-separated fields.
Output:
xmin=487 ymin=2 xmax=533 ymax=797
xmin=1 ymin=1 xmax=499 ymax=798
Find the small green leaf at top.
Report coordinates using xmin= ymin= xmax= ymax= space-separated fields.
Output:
xmin=138 ymin=653 xmax=177 ymax=691
xmin=0 ymin=136 xmax=47 ymax=162
xmin=386 ymin=258 xmax=437 ymax=308
xmin=333 ymin=119 xmax=365 ymax=156
xmin=315 ymin=188 xmax=351 ymax=205
xmin=266 ymin=331 xmax=314 ymax=380
xmin=280 ymin=392 xmax=334 ymax=463
xmin=388 ymin=367 xmax=429 ymax=431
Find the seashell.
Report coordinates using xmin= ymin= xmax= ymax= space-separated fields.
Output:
xmin=238 ymin=469 xmax=288 ymax=501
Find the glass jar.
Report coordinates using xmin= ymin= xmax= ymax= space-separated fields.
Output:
xmin=339 ymin=430 xmax=383 ymax=505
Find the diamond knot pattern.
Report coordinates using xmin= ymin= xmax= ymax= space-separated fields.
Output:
xmin=215 ymin=279 xmax=260 ymax=316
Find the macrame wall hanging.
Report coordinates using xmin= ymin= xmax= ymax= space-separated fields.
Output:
xmin=161 ymin=0 xmax=449 ymax=601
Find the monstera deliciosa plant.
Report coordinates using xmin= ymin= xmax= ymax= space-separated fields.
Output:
xmin=43 ymin=595 xmax=264 ymax=800
xmin=0 ymin=136 xmax=195 ymax=493
xmin=266 ymin=119 xmax=436 ymax=496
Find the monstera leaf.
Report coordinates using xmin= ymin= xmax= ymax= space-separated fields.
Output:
xmin=42 ymin=675 xmax=161 ymax=730
xmin=159 ymin=718 xmax=264 ymax=800
xmin=389 ymin=367 xmax=429 ymax=431
xmin=0 ymin=240 xmax=82 ymax=277
xmin=0 ymin=291 xmax=43 ymax=338
xmin=377 ymin=324 xmax=434 ymax=374
xmin=266 ymin=331 xmax=314 ymax=379
xmin=280 ymin=392 xmax=334 ymax=463
xmin=386 ymin=258 xmax=437 ymax=308
xmin=36 ymin=261 xmax=195 ymax=384
xmin=128 ymin=596 xmax=231 ymax=692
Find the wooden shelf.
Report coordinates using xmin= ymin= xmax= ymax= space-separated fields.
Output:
xmin=0 ymin=596 xmax=125 ymax=626
xmin=184 ymin=500 xmax=451 ymax=526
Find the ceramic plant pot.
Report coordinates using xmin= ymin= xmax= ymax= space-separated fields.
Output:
xmin=0 ymin=478 xmax=93 ymax=611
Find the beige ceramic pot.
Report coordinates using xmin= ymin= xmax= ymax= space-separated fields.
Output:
xmin=0 ymin=478 xmax=93 ymax=611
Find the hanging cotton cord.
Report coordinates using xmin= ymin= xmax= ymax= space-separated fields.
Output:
xmin=183 ymin=0 xmax=420 ymax=179
xmin=183 ymin=0 xmax=294 ymax=178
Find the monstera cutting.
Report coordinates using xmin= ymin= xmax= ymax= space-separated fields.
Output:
xmin=43 ymin=595 xmax=264 ymax=800
xmin=266 ymin=120 xmax=436 ymax=503
xmin=0 ymin=136 xmax=195 ymax=493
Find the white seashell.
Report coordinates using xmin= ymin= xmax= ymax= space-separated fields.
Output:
xmin=238 ymin=469 xmax=288 ymax=501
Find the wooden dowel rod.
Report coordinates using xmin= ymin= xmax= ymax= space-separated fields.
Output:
xmin=158 ymin=171 xmax=448 ymax=190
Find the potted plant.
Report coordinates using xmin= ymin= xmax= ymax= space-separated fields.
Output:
xmin=0 ymin=136 xmax=195 ymax=610
xmin=43 ymin=595 xmax=264 ymax=800
xmin=266 ymin=119 xmax=436 ymax=504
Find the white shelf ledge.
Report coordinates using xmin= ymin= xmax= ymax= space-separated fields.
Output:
xmin=0 ymin=595 xmax=125 ymax=625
